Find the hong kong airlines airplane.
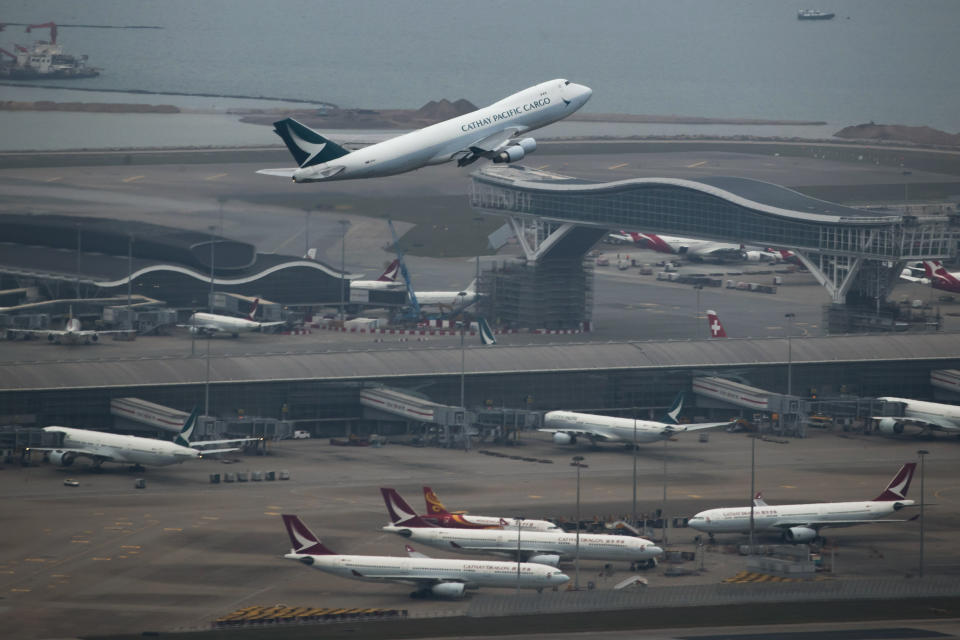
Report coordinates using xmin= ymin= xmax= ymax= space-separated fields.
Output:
xmin=379 ymin=487 xmax=557 ymax=531
xmin=258 ymin=79 xmax=591 ymax=183
xmin=281 ymin=515 xmax=568 ymax=599
xmin=688 ymin=463 xmax=918 ymax=542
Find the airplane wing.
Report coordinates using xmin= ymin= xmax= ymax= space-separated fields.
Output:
xmin=193 ymin=447 xmax=240 ymax=455
xmin=345 ymin=570 xmax=463 ymax=586
xmin=774 ymin=518 xmax=918 ymax=530
xmin=665 ymin=420 xmax=735 ymax=434
xmin=537 ymin=428 xmax=621 ymax=443
xmin=404 ymin=545 xmax=431 ymax=559
xmin=176 ymin=323 xmax=224 ymax=333
xmin=467 ymin=127 xmax=528 ymax=154
xmin=191 ymin=437 xmax=261 ymax=448
xmin=256 ymin=168 xmax=297 ymax=177
xmin=28 ymin=447 xmax=117 ymax=465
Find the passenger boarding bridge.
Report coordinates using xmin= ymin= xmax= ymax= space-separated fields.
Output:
xmin=470 ymin=165 xmax=960 ymax=306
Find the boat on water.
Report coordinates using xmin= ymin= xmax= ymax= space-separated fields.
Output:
xmin=797 ymin=9 xmax=836 ymax=20
xmin=0 ymin=22 xmax=100 ymax=80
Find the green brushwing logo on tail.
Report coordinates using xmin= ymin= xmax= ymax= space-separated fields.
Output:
xmin=478 ymin=317 xmax=496 ymax=345
xmin=174 ymin=407 xmax=201 ymax=447
xmin=272 ymin=118 xmax=351 ymax=168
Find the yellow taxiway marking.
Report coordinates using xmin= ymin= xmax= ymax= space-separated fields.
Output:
xmin=608 ymin=162 xmax=629 ymax=170
xmin=122 ymin=175 xmax=144 ymax=183
xmin=24 ymin=558 xmax=47 ymax=563
xmin=91 ymin=557 xmax=111 ymax=561
xmin=163 ymin=527 xmax=183 ymax=532
xmin=201 ymin=516 xmax=219 ymax=520
xmin=264 ymin=512 xmax=281 ymax=516
xmin=0 ymin=570 xmax=14 ymax=574
xmin=11 ymin=588 xmax=31 ymax=593
xmin=528 ymin=495 xmax=542 ymax=499
xmin=51 ymin=574 xmax=69 ymax=578
xmin=533 ymin=164 xmax=549 ymax=170
xmin=687 ymin=494 xmax=703 ymax=498
xmin=780 ymin=485 xmax=796 ymax=489
xmin=120 ymin=545 xmax=141 ymax=550
xmin=334 ymin=204 xmax=353 ymax=210
xmin=204 ymin=173 xmax=228 ymax=181
xmin=267 ymin=506 xmax=282 ymax=510
xmin=687 ymin=160 xmax=707 ymax=168
xmin=45 ymin=176 xmax=62 ymax=182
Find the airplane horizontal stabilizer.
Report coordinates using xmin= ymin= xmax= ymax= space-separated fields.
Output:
xmin=257 ymin=168 xmax=298 ymax=177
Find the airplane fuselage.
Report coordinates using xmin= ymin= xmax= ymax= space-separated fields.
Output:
xmin=189 ymin=312 xmax=262 ymax=334
xmin=291 ymin=80 xmax=591 ymax=183
xmin=426 ymin=514 xmax=558 ymax=531
xmin=43 ymin=426 xmax=200 ymax=467
xmin=878 ymin=397 xmax=960 ymax=431
xmin=688 ymin=499 xmax=914 ymax=534
xmin=543 ymin=411 xmax=680 ymax=443
xmin=384 ymin=526 xmax=662 ymax=562
xmin=287 ymin=552 xmax=568 ymax=590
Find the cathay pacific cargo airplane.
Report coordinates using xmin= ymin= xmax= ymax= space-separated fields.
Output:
xmin=258 ymin=79 xmax=591 ymax=183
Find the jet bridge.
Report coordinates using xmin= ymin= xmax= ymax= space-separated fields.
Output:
xmin=693 ymin=376 xmax=808 ymax=437
xmin=360 ymin=386 xmax=472 ymax=447
xmin=470 ymin=165 xmax=960 ymax=313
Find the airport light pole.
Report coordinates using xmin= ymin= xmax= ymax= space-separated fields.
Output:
xmin=515 ymin=517 xmax=524 ymax=592
xmin=918 ymin=449 xmax=929 ymax=578
xmin=457 ymin=294 xmax=468 ymax=450
xmin=662 ymin=438 xmax=669 ymax=546
xmin=205 ymin=225 xmax=216 ymax=419
xmin=693 ymin=284 xmax=703 ymax=339
xmin=338 ymin=219 xmax=350 ymax=324
xmin=632 ymin=408 xmax=638 ymax=528
xmin=303 ymin=207 xmax=312 ymax=257
xmin=571 ymin=455 xmax=587 ymax=590
xmin=127 ymin=233 xmax=134 ymax=330
xmin=785 ymin=313 xmax=795 ymax=397
xmin=749 ymin=433 xmax=757 ymax=555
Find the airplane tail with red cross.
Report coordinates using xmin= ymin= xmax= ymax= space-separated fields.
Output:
xmin=706 ymin=310 xmax=727 ymax=338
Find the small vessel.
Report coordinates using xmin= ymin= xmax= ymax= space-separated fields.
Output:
xmin=797 ymin=9 xmax=836 ymax=20
xmin=0 ymin=22 xmax=100 ymax=80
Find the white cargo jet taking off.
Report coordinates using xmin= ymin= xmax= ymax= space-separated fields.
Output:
xmin=258 ymin=79 xmax=592 ymax=183
xmin=180 ymin=299 xmax=285 ymax=337
xmin=688 ymin=463 xmax=918 ymax=543
xmin=27 ymin=409 xmax=259 ymax=470
xmin=281 ymin=515 xmax=569 ymax=599
xmin=540 ymin=393 xmax=734 ymax=447
xmin=873 ymin=397 xmax=960 ymax=436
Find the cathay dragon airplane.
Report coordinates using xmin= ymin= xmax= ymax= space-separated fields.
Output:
xmin=540 ymin=393 xmax=734 ymax=447
xmin=688 ymin=463 xmax=918 ymax=542
xmin=379 ymin=488 xmax=557 ymax=531
xmin=382 ymin=489 xmax=662 ymax=566
xmin=179 ymin=299 xmax=285 ymax=337
xmin=258 ymin=79 xmax=592 ymax=183
xmin=27 ymin=409 xmax=259 ymax=470
xmin=873 ymin=397 xmax=960 ymax=436
xmin=281 ymin=515 xmax=568 ymax=599
xmin=5 ymin=307 xmax=131 ymax=345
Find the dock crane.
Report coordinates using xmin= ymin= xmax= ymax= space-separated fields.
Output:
xmin=387 ymin=219 xmax=421 ymax=323
xmin=26 ymin=22 xmax=58 ymax=44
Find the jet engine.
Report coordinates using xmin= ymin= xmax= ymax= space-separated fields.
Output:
xmin=395 ymin=528 xmax=413 ymax=538
xmin=876 ymin=417 xmax=904 ymax=435
xmin=47 ymin=333 xmax=57 ymax=342
xmin=50 ymin=450 xmax=76 ymax=467
xmin=783 ymin=526 xmax=817 ymax=543
xmin=494 ymin=145 xmax=526 ymax=164
xmin=430 ymin=582 xmax=466 ymax=599
xmin=527 ymin=554 xmax=561 ymax=567
xmin=553 ymin=432 xmax=575 ymax=445
xmin=89 ymin=333 xmax=99 ymax=343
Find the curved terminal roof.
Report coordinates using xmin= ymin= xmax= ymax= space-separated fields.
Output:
xmin=2 ymin=333 xmax=958 ymax=392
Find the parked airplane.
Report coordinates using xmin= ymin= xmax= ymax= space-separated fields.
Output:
xmin=5 ymin=307 xmax=130 ymax=345
xmin=280 ymin=515 xmax=569 ymax=599
xmin=382 ymin=489 xmax=662 ymax=566
xmin=258 ymin=79 xmax=592 ymax=183
xmin=922 ymin=260 xmax=960 ymax=294
xmin=350 ymin=259 xmax=404 ymax=293
xmin=873 ymin=397 xmax=960 ymax=436
xmin=414 ymin=279 xmax=479 ymax=309
xmin=180 ymin=299 xmax=285 ymax=337
xmin=609 ymin=231 xmax=779 ymax=263
xmin=376 ymin=487 xmax=557 ymax=531
xmin=688 ymin=463 xmax=918 ymax=542
xmin=27 ymin=409 xmax=259 ymax=470
xmin=539 ymin=393 xmax=734 ymax=447
xmin=707 ymin=310 xmax=727 ymax=338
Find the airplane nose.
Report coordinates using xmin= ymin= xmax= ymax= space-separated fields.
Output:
xmin=647 ymin=546 xmax=664 ymax=557
xmin=553 ymin=572 xmax=571 ymax=584
xmin=576 ymin=84 xmax=593 ymax=103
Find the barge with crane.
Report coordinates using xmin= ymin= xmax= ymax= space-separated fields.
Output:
xmin=0 ymin=22 xmax=99 ymax=79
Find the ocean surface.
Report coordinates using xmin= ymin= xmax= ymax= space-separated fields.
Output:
xmin=1 ymin=0 xmax=958 ymax=150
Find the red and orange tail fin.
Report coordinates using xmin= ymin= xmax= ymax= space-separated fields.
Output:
xmin=707 ymin=310 xmax=727 ymax=338
xmin=874 ymin=463 xmax=917 ymax=501
xmin=381 ymin=488 xmax=433 ymax=527
xmin=423 ymin=486 xmax=450 ymax=515
xmin=281 ymin=515 xmax=335 ymax=555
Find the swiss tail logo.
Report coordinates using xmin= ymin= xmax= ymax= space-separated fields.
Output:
xmin=478 ymin=317 xmax=497 ymax=346
xmin=281 ymin=515 xmax=335 ymax=555
xmin=173 ymin=407 xmax=201 ymax=447
xmin=272 ymin=118 xmax=350 ymax=168
xmin=707 ymin=310 xmax=727 ymax=338
xmin=874 ymin=463 xmax=917 ymax=501
xmin=661 ymin=393 xmax=684 ymax=425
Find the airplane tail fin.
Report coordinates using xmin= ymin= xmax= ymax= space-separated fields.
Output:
xmin=378 ymin=259 xmax=401 ymax=282
xmin=381 ymin=488 xmax=433 ymax=527
xmin=707 ymin=310 xmax=727 ymax=338
xmin=874 ymin=463 xmax=917 ymax=501
xmin=247 ymin=298 xmax=260 ymax=321
xmin=423 ymin=486 xmax=451 ymax=515
xmin=173 ymin=407 xmax=201 ymax=447
xmin=272 ymin=118 xmax=351 ymax=168
xmin=661 ymin=393 xmax=684 ymax=424
xmin=922 ymin=260 xmax=940 ymax=279
xmin=281 ymin=515 xmax=336 ymax=555
xmin=753 ymin=492 xmax=767 ymax=507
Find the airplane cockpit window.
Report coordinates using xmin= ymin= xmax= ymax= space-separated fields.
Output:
xmin=564 ymin=80 xmax=570 ymax=85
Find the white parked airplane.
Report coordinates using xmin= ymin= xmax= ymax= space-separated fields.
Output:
xmin=380 ymin=488 xmax=557 ymax=532
xmin=180 ymin=299 xmax=285 ymax=337
xmin=688 ymin=463 xmax=918 ymax=542
xmin=350 ymin=259 xmax=404 ymax=293
xmin=609 ymin=231 xmax=780 ymax=263
xmin=381 ymin=488 xmax=662 ymax=566
xmin=27 ymin=409 xmax=259 ymax=470
xmin=351 ymin=260 xmax=478 ymax=309
xmin=922 ymin=260 xmax=960 ymax=294
xmin=281 ymin=515 xmax=569 ymax=599
xmin=5 ymin=307 xmax=131 ymax=345
xmin=258 ymin=79 xmax=592 ymax=183
xmin=540 ymin=393 xmax=734 ymax=447
xmin=873 ymin=397 xmax=960 ymax=436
